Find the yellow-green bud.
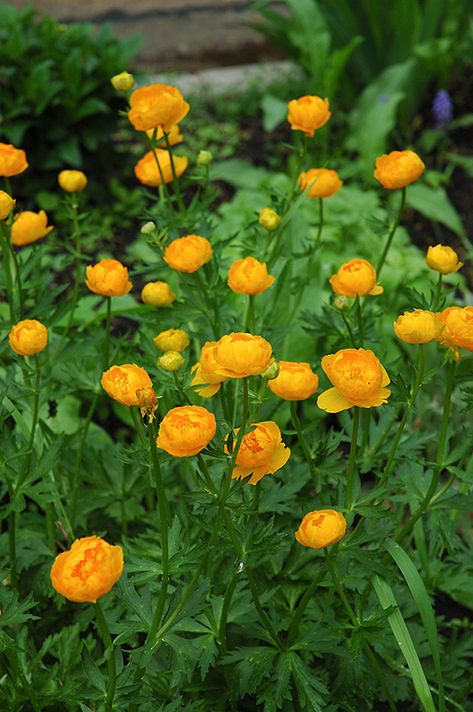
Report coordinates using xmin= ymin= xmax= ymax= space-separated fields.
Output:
xmin=261 ymin=361 xmax=280 ymax=380
xmin=258 ymin=208 xmax=281 ymax=232
xmin=197 ymin=150 xmax=213 ymax=167
xmin=333 ymin=296 xmax=350 ymax=311
xmin=111 ymin=71 xmax=135 ymax=92
xmin=158 ymin=351 xmax=185 ymax=372
xmin=0 ymin=191 xmax=15 ymax=220
xmin=141 ymin=221 xmax=156 ymax=235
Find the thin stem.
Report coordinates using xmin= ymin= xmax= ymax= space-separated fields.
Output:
xmin=8 ymin=511 xmax=17 ymax=590
xmin=218 ymin=573 xmax=238 ymax=653
xmin=162 ymin=130 xmax=186 ymax=215
xmin=355 ymin=296 xmax=364 ymax=347
xmin=103 ymin=297 xmax=112 ymax=368
xmin=0 ymin=222 xmax=15 ymax=323
xmin=290 ymin=401 xmax=319 ymax=490
xmin=246 ymin=568 xmax=284 ymax=650
xmin=246 ymin=295 xmax=256 ymax=332
xmin=70 ymin=392 xmax=100 ymax=529
xmin=62 ymin=196 xmax=82 ymax=343
xmin=287 ymin=199 xmax=324 ymax=322
xmin=193 ymin=270 xmax=220 ymax=340
xmin=345 ymin=407 xmax=360 ymax=512
xmin=286 ymin=572 xmax=325 ymax=646
xmin=432 ymin=273 xmax=443 ymax=310
xmin=94 ymin=601 xmax=117 ymax=712
xmin=376 ymin=187 xmax=406 ymax=277
xmin=340 ymin=308 xmax=357 ymax=347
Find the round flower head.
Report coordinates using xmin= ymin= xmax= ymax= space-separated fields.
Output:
xmin=50 ymin=536 xmax=123 ymax=603
xmin=227 ymin=257 xmax=275 ymax=295
xmin=374 ymin=150 xmax=425 ymax=190
xmin=158 ymin=350 xmax=185 ymax=372
xmin=101 ymin=364 xmax=154 ymax=407
xmin=141 ymin=281 xmax=175 ymax=307
xmin=58 ymin=170 xmax=87 ymax=193
xmin=287 ymin=96 xmax=331 ymax=137
xmin=163 ymin=234 xmax=212 ymax=273
xmin=9 ymin=319 xmax=48 ymax=356
xmin=128 ymin=84 xmax=190 ymax=132
xmin=299 ymin=168 xmax=343 ymax=199
xmin=394 ymin=309 xmax=444 ymax=344
xmin=0 ymin=191 xmax=15 ymax=220
xmin=111 ymin=71 xmax=135 ymax=91
xmin=440 ymin=306 xmax=473 ymax=356
xmin=85 ymin=258 xmax=132 ymax=297
xmin=146 ymin=124 xmax=183 ymax=146
xmin=0 ymin=143 xmax=28 ymax=177
xmin=134 ymin=149 xmax=188 ymax=187
xmin=205 ymin=333 xmax=274 ymax=379
xmin=425 ymin=245 xmax=463 ymax=275
xmin=11 ymin=211 xmax=54 ymax=247
xmin=317 ymin=348 xmax=390 ymax=413
xmin=226 ymin=421 xmax=290 ymax=485
xmin=329 ymin=258 xmax=383 ymax=298
xmin=258 ymin=208 xmax=281 ymax=232
xmin=153 ymin=328 xmax=189 ymax=352
xmin=268 ymin=361 xmax=318 ymax=401
xmin=295 ymin=510 xmax=346 ymax=549
xmin=157 ymin=405 xmax=216 ymax=457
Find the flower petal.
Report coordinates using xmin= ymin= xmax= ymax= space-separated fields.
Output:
xmin=317 ymin=387 xmax=353 ymax=413
xmin=369 ymin=284 xmax=383 ymax=295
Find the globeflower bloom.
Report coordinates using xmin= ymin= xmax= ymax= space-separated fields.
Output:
xmin=141 ymin=281 xmax=176 ymax=307
xmin=203 ymin=333 xmax=274 ymax=379
xmin=394 ymin=309 xmax=444 ymax=344
xmin=153 ymin=328 xmax=189 ymax=352
xmin=146 ymin=124 xmax=183 ymax=146
xmin=58 ymin=170 xmax=87 ymax=193
xmin=85 ymin=258 xmax=132 ymax=297
xmin=287 ymin=96 xmax=331 ymax=137
xmin=9 ymin=319 xmax=48 ymax=356
xmin=299 ymin=168 xmax=342 ymax=198
xmin=190 ymin=340 xmax=228 ymax=398
xmin=374 ymin=150 xmax=425 ymax=190
xmin=0 ymin=191 xmax=15 ymax=220
xmin=128 ymin=84 xmax=190 ymax=132
xmin=50 ymin=536 xmax=123 ymax=603
xmin=11 ymin=211 xmax=54 ymax=247
xmin=268 ymin=361 xmax=318 ymax=400
xmin=317 ymin=348 xmax=390 ymax=413
xmin=0 ymin=143 xmax=28 ymax=177
xmin=440 ymin=306 xmax=473 ymax=356
xmin=329 ymin=258 xmax=383 ymax=298
xmin=157 ymin=405 xmax=216 ymax=457
xmin=163 ymin=234 xmax=212 ymax=273
xmin=101 ymin=364 xmax=154 ymax=407
xmin=134 ymin=149 xmax=188 ymax=187
xmin=227 ymin=256 xmax=275 ymax=295
xmin=425 ymin=244 xmax=463 ymax=275
xmin=295 ymin=510 xmax=346 ymax=549
xmin=226 ymin=421 xmax=290 ymax=485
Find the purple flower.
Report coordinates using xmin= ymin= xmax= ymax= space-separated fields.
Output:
xmin=432 ymin=89 xmax=453 ymax=130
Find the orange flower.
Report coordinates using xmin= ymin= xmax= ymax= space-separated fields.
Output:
xmin=295 ymin=510 xmax=346 ymax=549
xmin=141 ymin=281 xmax=176 ymax=306
xmin=394 ymin=309 xmax=444 ymax=344
xmin=153 ymin=328 xmax=189 ymax=352
xmin=374 ymin=150 xmax=425 ymax=190
xmin=101 ymin=364 xmax=154 ymax=407
xmin=425 ymin=245 xmax=463 ymax=275
xmin=227 ymin=256 xmax=275 ymax=295
xmin=329 ymin=258 xmax=383 ymax=298
xmin=204 ymin=333 xmax=273 ymax=379
xmin=163 ymin=234 xmax=212 ymax=273
xmin=0 ymin=191 xmax=15 ymax=220
xmin=9 ymin=319 xmax=48 ymax=356
xmin=157 ymin=405 xmax=216 ymax=457
xmin=50 ymin=536 xmax=123 ymax=603
xmin=268 ymin=361 xmax=318 ymax=400
xmin=134 ymin=149 xmax=188 ymax=187
xmin=439 ymin=306 xmax=473 ymax=356
xmin=85 ymin=258 xmax=132 ymax=297
xmin=11 ymin=211 xmax=54 ymax=247
xmin=190 ymin=363 xmax=222 ymax=398
xmin=145 ymin=124 xmax=183 ymax=146
xmin=58 ymin=170 xmax=87 ymax=193
xmin=226 ymin=421 xmax=290 ymax=485
xmin=128 ymin=84 xmax=190 ymax=132
xmin=0 ymin=143 xmax=28 ymax=177
xmin=298 ymin=168 xmax=342 ymax=198
xmin=287 ymin=96 xmax=331 ymax=137
xmin=317 ymin=348 xmax=390 ymax=413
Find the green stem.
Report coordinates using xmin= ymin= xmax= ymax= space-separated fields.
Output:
xmin=286 ymin=572 xmax=325 ymax=646
xmin=8 ymin=511 xmax=17 ymax=590
xmin=218 ymin=573 xmax=238 ymax=653
xmin=149 ymin=141 xmax=170 ymax=202
xmin=17 ymin=356 xmax=41 ymax=490
xmin=0 ymin=222 xmax=15 ymax=323
xmin=94 ymin=601 xmax=117 ymax=712
xmin=355 ymin=296 xmax=364 ymax=347
xmin=70 ymin=392 xmax=100 ymax=530
xmin=345 ymin=407 xmax=360 ymax=512
xmin=246 ymin=568 xmax=284 ymax=650
xmin=103 ymin=297 xmax=112 ymax=368
xmin=194 ymin=270 xmax=220 ymax=340
xmin=287 ymin=199 xmax=324 ymax=322
xmin=162 ymin=129 xmax=186 ymax=215
xmin=376 ymin=187 xmax=406 ymax=277
xmin=290 ymin=401 xmax=319 ymax=490
xmin=246 ymin=295 xmax=256 ymax=332
xmin=432 ymin=273 xmax=443 ymax=310
xmin=340 ymin=309 xmax=357 ymax=347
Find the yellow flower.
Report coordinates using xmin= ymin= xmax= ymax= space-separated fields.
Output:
xmin=145 ymin=124 xmax=183 ymax=146
xmin=374 ymin=150 xmax=425 ymax=190
xmin=11 ymin=211 xmax=53 ymax=247
xmin=163 ymin=234 xmax=212 ymax=273
xmin=295 ymin=510 xmax=346 ymax=549
xmin=425 ymin=244 xmax=463 ymax=275
xmin=0 ymin=143 xmax=28 ymax=177
xmin=287 ymin=96 xmax=331 ymax=137
xmin=0 ymin=191 xmax=15 ymax=220
xmin=58 ymin=170 xmax=87 ymax=193
xmin=101 ymin=364 xmax=155 ymax=407
xmin=317 ymin=348 xmax=390 ymax=413
xmin=268 ymin=361 xmax=318 ymax=401
xmin=153 ymin=328 xmax=189 ymax=352
xmin=128 ymin=84 xmax=190 ymax=132
xmin=50 ymin=536 xmax=123 ymax=603
xmin=226 ymin=421 xmax=290 ymax=485
xmin=440 ymin=306 xmax=473 ymax=356
xmin=111 ymin=71 xmax=135 ymax=91
xmin=190 ymin=363 xmax=222 ymax=398
xmin=258 ymin=208 xmax=281 ymax=231
xmin=157 ymin=405 xmax=216 ymax=457
xmin=141 ymin=281 xmax=176 ymax=306
xmin=134 ymin=149 xmax=188 ymax=187
xmin=158 ymin=351 xmax=185 ymax=372
xmin=329 ymin=258 xmax=383 ymax=298
xmin=204 ymin=333 xmax=274 ymax=380
xmin=394 ymin=309 xmax=444 ymax=344
xmin=9 ymin=319 xmax=48 ymax=356
xmin=227 ymin=256 xmax=275 ymax=295
xmin=85 ymin=258 xmax=132 ymax=297
xmin=299 ymin=168 xmax=342 ymax=198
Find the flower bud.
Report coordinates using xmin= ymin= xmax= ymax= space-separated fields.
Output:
xmin=111 ymin=71 xmax=135 ymax=92
xmin=425 ymin=244 xmax=463 ymax=275
xmin=58 ymin=170 xmax=87 ymax=193
xmin=0 ymin=191 xmax=15 ymax=220
xmin=295 ymin=509 xmax=346 ymax=549
xmin=268 ymin=361 xmax=318 ymax=400
xmin=140 ymin=221 xmax=156 ymax=235
xmin=258 ymin=208 xmax=281 ymax=232
xmin=141 ymin=281 xmax=175 ymax=307
xmin=394 ymin=309 xmax=443 ymax=344
xmin=333 ymin=295 xmax=350 ymax=311
xmin=153 ymin=328 xmax=189 ymax=352
xmin=197 ymin=150 xmax=213 ymax=166
xmin=158 ymin=350 xmax=185 ymax=372
xmin=261 ymin=361 xmax=280 ymax=380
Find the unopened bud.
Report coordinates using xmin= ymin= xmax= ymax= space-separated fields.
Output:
xmin=111 ymin=71 xmax=135 ymax=92
xmin=258 ymin=208 xmax=281 ymax=232
xmin=197 ymin=150 xmax=213 ymax=167
xmin=261 ymin=361 xmax=280 ymax=381
xmin=333 ymin=296 xmax=350 ymax=311
xmin=158 ymin=351 xmax=185 ymax=372
xmin=141 ymin=221 xmax=156 ymax=235
xmin=0 ymin=191 xmax=15 ymax=220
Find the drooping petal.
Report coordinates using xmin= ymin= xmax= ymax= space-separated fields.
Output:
xmin=317 ymin=387 xmax=353 ymax=413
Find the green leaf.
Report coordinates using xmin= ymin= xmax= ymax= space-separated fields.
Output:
xmin=290 ymin=653 xmax=328 ymax=711
xmin=261 ymin=93 xmax=288 ymax=132
xmin=406 ymin=184 xmax=466 ymax=238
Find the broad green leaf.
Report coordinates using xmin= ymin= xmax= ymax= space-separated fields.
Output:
xmin=406 ymin=184 xmax=466 ymax=239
